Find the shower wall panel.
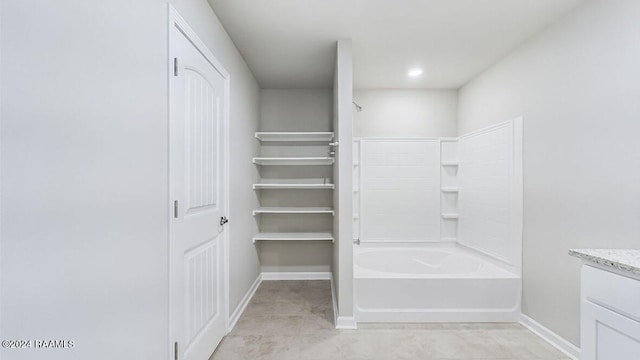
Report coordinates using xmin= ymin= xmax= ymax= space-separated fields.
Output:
xmin=359 ymin=139 xmax=441 ymax=242
xmin=458 ymin=119 xmax=522 ymax=270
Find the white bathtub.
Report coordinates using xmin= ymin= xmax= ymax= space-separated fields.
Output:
xmin=354 ymin=245 xmax=521 ymax=322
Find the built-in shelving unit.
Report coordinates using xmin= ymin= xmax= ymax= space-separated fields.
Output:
xmin=253 ymin=207 xmax=335 ymax=215
xmin=252 ymin=232 xmax=335 ymax=243
xmin=253 ymin=131 xmax=335 ymax=244
xmin=353 ymin=140 xmax=361 ymax=244
xmin=253 ymin=157 xmax=334 ymax=166
xmin=255 ymin=132 xmax=334 ymax=142
xmin=441 ymin=139 xmax=459 ymax=241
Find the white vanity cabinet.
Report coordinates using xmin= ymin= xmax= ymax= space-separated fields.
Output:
xmin=580 ymin=265 xmax=640 ymax=360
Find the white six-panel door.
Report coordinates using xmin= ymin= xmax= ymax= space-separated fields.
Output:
xmin=170 ymin=9 xmax=229 ymax=360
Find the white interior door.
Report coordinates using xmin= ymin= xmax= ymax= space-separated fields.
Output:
xmin=170 ymin=12 xmax=228 ymax=360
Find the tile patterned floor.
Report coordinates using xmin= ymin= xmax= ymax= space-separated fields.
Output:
xmin=210 ymin=280 xmax=569 ymax=360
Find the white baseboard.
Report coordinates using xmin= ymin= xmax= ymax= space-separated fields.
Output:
xmin=335 ymin=316 xmax=358 ymax=329
xmin=261 ymin=272 xmax=332 ymax=280
xmin=330 ymin=275 xmax=358 ymax=330
xmin=519 ymin=314 xmax=580 ymax=360
xmin=228 ymin=274 xmax=261 ymax=332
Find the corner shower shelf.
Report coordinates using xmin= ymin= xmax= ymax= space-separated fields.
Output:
xmin=253 ymin=207 xmax=335 ymax=216
xmin=255 ymin=132 xmax=334 ymax=142
xmin=253 ymin=179 xmax=334 ymax=190
xmin=441 ymin=161 xmax=459 ymax=166
xmin=441 ymin=187 xmax=459 ymax=193
xmin=253 ymin=157 xmax=335 ymax=166
xmin=441 ymin=213 xmax=459 ymax=220
xmin=252 ymin=232 xmax=335 ymax=243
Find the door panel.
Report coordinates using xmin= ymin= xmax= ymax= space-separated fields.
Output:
xmin=170 ymin=18 xmax=227 ymax=360
xmin=185 ymin=240 xmax=219 ymax=342
xmin=185 ymin=69 xmax=219 ymax=211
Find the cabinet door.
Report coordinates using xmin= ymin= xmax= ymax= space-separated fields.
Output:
xmin=582 ymin=300 xmax=640 ymax=360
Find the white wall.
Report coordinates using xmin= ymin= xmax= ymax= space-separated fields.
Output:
xmin=333 ymin=40 xmax=354 ymax=324
xmin=260 ymin=89 xmax=333 ymax=132
xmin=332 ymin=63 xmax=341 ymax=308
xmin=0 ymin=1 xmax=260 ymax=359
xmin=257 ymin=89 xmax=334 ymax=272
xmin=354 ymin=90 xmax=458 ymax=138
xmin=458 ymin=0 xmax=640 ymax=346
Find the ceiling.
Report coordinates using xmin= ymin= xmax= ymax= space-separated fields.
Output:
xmin=207 ymin=0 xmax=583 ymax=89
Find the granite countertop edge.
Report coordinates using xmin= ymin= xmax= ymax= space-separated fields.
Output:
xmin=569 ymin=249 xmax=640 ymax=277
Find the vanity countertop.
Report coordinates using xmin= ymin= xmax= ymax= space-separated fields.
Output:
xmin=569 ymin=248 xmax=640 ymax=278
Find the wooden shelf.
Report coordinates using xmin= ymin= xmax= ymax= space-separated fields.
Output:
xmin=253 ymin=179 xmax=334 ymax=190
xmin=253 ymin=157 xmax=335 ymax=166
xmin=441 ymin=161 xmax=459 ymax=166
xmin=441 ymin=213 xmax=459 ymax=220
xmin=255 ymin=132 xmax=334 ymax=142
xmin=253 ymin=207 xmax=334 ymax=215
xmin=252 ymin=232 xmax=335 ymax=243
xmin=441 ymin=187 xmax=459 ymax=193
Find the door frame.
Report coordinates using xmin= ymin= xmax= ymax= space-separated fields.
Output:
xmin=167 ymin=4 xmax=231 ymax=357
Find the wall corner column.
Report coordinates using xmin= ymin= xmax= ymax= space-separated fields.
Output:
xmin=332 ymin=39 xmax=355 ymax=327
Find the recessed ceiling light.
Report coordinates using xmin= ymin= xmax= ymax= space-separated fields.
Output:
xmin=408 ymin=68 xmax=423 ymax=77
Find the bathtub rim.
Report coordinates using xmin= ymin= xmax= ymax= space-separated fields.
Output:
xmin=353 ymin=243 xmax=520 ymax=280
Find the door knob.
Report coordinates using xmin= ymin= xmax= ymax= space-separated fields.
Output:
xmin=220 ymin=216 xmax=229 ymax=226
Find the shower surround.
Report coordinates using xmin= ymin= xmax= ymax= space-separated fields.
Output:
xmin=353 ymin=118 xmax=523 ymax=322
